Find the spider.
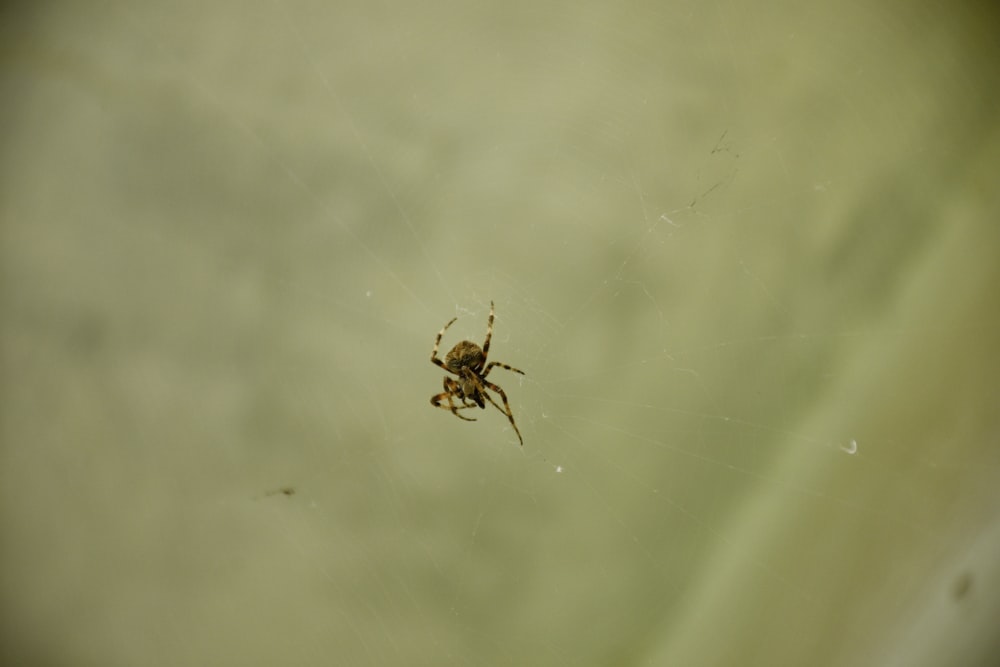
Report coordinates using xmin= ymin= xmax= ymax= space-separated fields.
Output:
xmin=430 ymin=301 xmax=525 ymax=445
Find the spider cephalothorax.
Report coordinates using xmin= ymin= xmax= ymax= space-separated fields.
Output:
xmin=430 ymin=301 xmax=525 ymax=445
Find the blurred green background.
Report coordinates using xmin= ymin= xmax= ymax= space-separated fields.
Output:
xmin=2 ymin=1 xmax=999 ymax=665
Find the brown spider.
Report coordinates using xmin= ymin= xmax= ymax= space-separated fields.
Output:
xmin=430 ymin=301 xmax=525 ymax=445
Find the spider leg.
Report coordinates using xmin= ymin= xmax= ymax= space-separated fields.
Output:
xmin=430 ymin=316 xmax=459 ymax=373
xmin=482 ymin=360 xmax=525 ymax=379
xmin=430 ymin=377 xmax=477 ymax=422
xmin=480 ymin=379 xmax=524 ymax=446
xmin=430 ymin=394 xmax=478 ymax=421
xmin=481 ymin=300 xmax=495 ymax=360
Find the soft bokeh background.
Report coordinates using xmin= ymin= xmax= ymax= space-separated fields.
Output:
xmin=2 ymin=1 xmax=999 ymax=665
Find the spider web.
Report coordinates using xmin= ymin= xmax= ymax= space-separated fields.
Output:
xmin=2 ymin=1 xmax=1000 ymax=666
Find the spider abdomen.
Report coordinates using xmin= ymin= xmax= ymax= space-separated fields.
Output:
xmin=445 ymin=341 xmax=485 ymax=372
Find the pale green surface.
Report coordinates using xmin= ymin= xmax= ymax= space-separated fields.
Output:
xmin=2 ymin=2 xmax=999 ymax=666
